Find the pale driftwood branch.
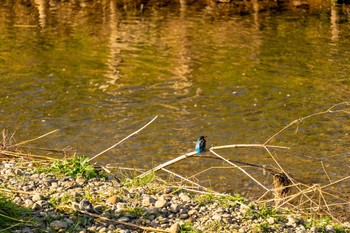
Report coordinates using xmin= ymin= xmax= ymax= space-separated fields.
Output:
xmin=8 ymin=129 xmax=60 ymax=148
xmin=209 ymin=148 xmax=270 ymax=191
xmin=211 ymin=144 xmax=289 ymax=150
xmin=88 ymin=116 xmax=158 ymax=162
xmin=138 ymin=143 xmax=287 ymax=179
xmin=137 ymin=151 xmax=197 ymax=178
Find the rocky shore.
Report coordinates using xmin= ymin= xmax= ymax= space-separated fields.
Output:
xmin=0 ymin=159 xmax=349 ymax=233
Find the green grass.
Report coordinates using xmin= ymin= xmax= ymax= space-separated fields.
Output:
xmin=37 ymin=154 xmax=102 ymax=179
xmin=179 ymin=222 xmax=201 ymax=233
xmin=0 ymin=194 xmax=27 ymax=229
xmin=122 ymin=170 xmax=155 ymax=188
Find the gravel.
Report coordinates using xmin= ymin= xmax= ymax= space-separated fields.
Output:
xmin=0 ymin=160 xmax=349 ymax=233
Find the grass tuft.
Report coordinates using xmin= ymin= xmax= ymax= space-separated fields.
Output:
xmin=179 ymin=221 xmax=201 ymax=233
xmin=38 ymin=154 xmax=101 ymax=179
xmin=0 ymin=194 xmax=27 ymax=229
xmin=123 ymin=170 xmax=155 ymax=187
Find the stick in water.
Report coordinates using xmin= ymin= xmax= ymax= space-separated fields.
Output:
xmin=88 ymin=116 xmax=158 ymax=162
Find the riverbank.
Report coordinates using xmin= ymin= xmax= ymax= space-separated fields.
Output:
xmin=0 ymin=156 xmax=349 ymax=233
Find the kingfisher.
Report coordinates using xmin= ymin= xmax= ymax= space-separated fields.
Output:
xmin=195 ymin=136 xmax=206 ymax=154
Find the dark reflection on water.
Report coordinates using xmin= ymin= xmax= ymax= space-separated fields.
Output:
xmin=1 ymin=0 xmax=350 ymax=213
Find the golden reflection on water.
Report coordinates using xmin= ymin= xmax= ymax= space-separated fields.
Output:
xmin=1 ymin=1 xmax=350 ymax=216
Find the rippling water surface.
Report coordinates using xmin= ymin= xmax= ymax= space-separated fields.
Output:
xmin=1 ymin=1 xmax=350 ymax=206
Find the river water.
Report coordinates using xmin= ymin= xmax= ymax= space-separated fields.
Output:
xmin=1 ymin=0 xmax=350 ymax=208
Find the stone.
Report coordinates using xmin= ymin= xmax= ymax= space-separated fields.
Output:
xmin=32 ymin=192 xmax=44 ymax=202
xmin=179 ymin=193 xmax=191 ymax=202
xmin=50 ymin=220 xmax=68 ymax=229
xmin=116 ymin=202 xmax=127 ymax=211
xmin=169 ymin=222 xmax=180 ymax=233
xmin=127 ymin=192 xmax=136 ymax=198
xmin=24 ymin=199 xmax=34 ymax=208
xmin=188 ymin=209 xmax=197 ymax=216
xmin=179 ymin=213 xmax=189 ymax=219
xmin=287 ymin=216 xmax=298 ymax=226
xmin=79 ymin=199 xmax=94 ymax=212
xmin=239 ymin=203 xmax=249 ymax=215
xmin=155 ymin=199 xmax=167 ymax=208
xmin=170 ymin=204 xmax=180 ymax=213
xmin=142 ymin=197 xmax=151 ymax=207
xmin=76 ymin=177 xmax=87 ymax=185
xmin=94 ymin=205 xmax=104 ymax=212
xmin=117 ymin=216 xmax=130 ymax=222
xmin=325 ymin=225 xmax=335 ymax=233
xmin=106 ymin=195 xmax=119 ymax=205
xmin=32 ymin=202 xmax=41 ymax=210
xmin=212 ymin=213 xmax=222 ymax=221
xmin=267 ymin=217 xmax=275 ymax=224
xmin=14 ymin=169 xmax=24 ymax=176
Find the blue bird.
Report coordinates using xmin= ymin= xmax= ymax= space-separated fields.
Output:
xmin=195 ymin=136 xmax=206 ymax=155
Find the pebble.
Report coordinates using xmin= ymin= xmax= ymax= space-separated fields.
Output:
xmin=169 ymin=222 xmax=180 ymax=232
xmin=287 ymin=216 xmax=298 ymax=226
xmin=116 ymin=202 xmax=127 ymax=211
xmin=117 ymin=216 xmax=130 ymax=222
xmin=79 ymin=199 xmax=94 ymax=212
xmin=179 ymin=213 xmax=189 ymax=219
xmin=325 ymin=225 xmax=335 ymax=232
xmin=32 ymin=192 xmax=44 ymax=201
xmin=106 ymin=195 xmax=119 ymax=205
xmin=267 ymin=217 xmax=275 ymax=224
xmin=155 ymin=199 xmax=167 ymax=208
xmin=179 ymin=193 xmax=191 ymax=202
xmin=76 ymin=177 xmax=87 ymax=185
xmin=24 ymin=199 xmax=34 ymax=208
xmin=212 ymin=213 xmax=222 ymax=221
xmin=50 ymin=220 xmax=68 ymax=229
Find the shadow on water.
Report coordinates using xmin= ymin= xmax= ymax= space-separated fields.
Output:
xmin=1 ymin=0 xmax=350 ymax=218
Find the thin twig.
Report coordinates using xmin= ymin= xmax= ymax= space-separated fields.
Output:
xmin=88 ymin=116 xmax=158 ymax=162
xmin=321 ymin=175 xmax=350 ymax=189
xmin=321 ymin=161 xmax=332 ymax=183
xmin=138 ymin=151 xmax=197 ymax=178
xmin=0 ymin=150 xmax=55 ymax=160
xmin=264 ymin=102 xmax=349 ymax=145
xmin=161 ymin=168 xmax=211 ymax=192
xmin=0 ymin=212 xmax=26 ymax=222
xmin=0 ymin=223 xmax=22 ymax=232
xmin=9 ymin=129 xmax=60 ymax=148
xmin=209 ymin=148 xmax=270 ymax=191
